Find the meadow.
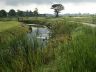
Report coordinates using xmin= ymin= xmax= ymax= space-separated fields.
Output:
xmin=0 ymin=16 xmax=96 ymax=72
xmin=64 ymin=15 xmax=96 ymax=24
xmin=0 ymin=21 xmax=19 ymax=32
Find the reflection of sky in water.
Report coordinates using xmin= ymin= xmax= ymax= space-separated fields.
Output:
xmin=31 ymin=27 xmax=50 ymax=39
xmin=27 ymin=26 xmax=50 ymax=47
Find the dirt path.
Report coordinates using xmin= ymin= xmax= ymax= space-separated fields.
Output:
xmin=82 ymin=23 xmax=96 ymax=27
xmin=69 ymin=21 xmax=96 ymax=28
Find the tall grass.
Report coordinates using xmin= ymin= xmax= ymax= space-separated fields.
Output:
xmin=53 ymin=26 xmax=96 ymax=72
xmin=0 ymin=24 xmax=54 ymax=72
xmin=0 ymin=17 xmax=96 ymax=72
xmin=25 ymin=18 xmax=96 ymax=72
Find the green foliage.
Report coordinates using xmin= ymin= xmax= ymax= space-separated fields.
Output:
xmin=0 ymin=21 xmax=54 ymax=72
xmin=51 ymin=4 xmax=64 ymax=17
xmin=0 ymin=17 xmax=96 ymax=72
xmin=92 ymin=15 xmax=96 ymax=24
xmin=26 ymin=17 xmax=96 ymax=72
xmin=17 ymin=10 xmax=24 ymax=17
xmin=54 ymin=27 xmax=96 ymax=72
xmin=0 ymin=10 xmax=7 ymax=18
xmin=0 ymin=21 xmax=19 ymax=32
xmin=33 ymin=8 xmax=39 ymax=17
xmin=8 ymin=9 xmax=16 ymax=17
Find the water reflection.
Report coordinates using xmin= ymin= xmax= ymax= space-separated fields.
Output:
xmin=27 ymin=24 xmax=50 ymax=47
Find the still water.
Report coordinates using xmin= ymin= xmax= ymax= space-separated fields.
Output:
xmin=27 ymin=24 xmax=50 ymax=47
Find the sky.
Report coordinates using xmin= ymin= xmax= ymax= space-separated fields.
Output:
xmin=0 ymin=0 xmax=96 ymax=14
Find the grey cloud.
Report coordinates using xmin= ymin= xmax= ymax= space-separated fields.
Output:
xmin=3 ymin=0 xmax=51 ymax=5
xmin=2 ymin=0 xmax=96 ymax=6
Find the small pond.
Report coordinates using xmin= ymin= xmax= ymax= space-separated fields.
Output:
xmin=27 ymin=24 xmax=51 ymax=47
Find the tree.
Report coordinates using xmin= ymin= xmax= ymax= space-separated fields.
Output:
xmin=33 ymin=8 xmax=38 ymax=16
xmin=51 ymin=4 xmax=64 ymax=17
xmin=0 ymin=10 xmax=7 ymax=17
xmin=25 ymin=10 xmax=29 ymax=17
xmin=8 ymin=9 xmax=16 ymax=17
xmin=29 ymin=11 xmax=33 ymax=16
xmin=17 ymin=10 xmax=24 ymax=17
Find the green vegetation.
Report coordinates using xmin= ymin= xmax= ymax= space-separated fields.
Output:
xmin=0 ymin=17 xmax=96 ymax=72
xmin=0 ymin=10 xmax=7 ymax=17
xmin=50 ymin=26 xmax=96 ymax=72
xmin=8 ymin=9 xmax=16 ymax=17
xmin=51 ymin=4 xmax=64 ymax=17
xmin=0 ymin=9 xmax=43 ymax=18
xmin=65 ymin=16 xmax=96 ymax=24
xmin=0 ymin=21 xmax=19 ymax=32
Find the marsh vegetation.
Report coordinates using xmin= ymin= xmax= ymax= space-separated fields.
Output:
xmin=0 ymin=16 xmax=96 ymax=72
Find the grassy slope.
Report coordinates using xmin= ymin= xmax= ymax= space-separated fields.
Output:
xmin=0 ymin=21 xmax=19 ymax=32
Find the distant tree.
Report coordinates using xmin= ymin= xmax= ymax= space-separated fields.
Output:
xmin=17 ymin=10 xmax=24 ymax=17
xmin=23 ymin=10 xmax=28 ymax=17
xmin=51 ymin=4 xmax=64 ymax=17
xmin=33 ymin=8 xmax=38 ymax=16
xmin=0 ymin=10 xmax=7 ymax=17
xmin=8 ymin=9 xmax=16 ymax=17
xmin=23 ymin=10 xmax=33 ymax=17
xmin=29 ymin=11 xmax=33 ymax=16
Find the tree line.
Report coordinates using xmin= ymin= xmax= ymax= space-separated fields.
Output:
xmin=0 ymin=4 xmax=64 ymax=18
xmin=0 ymin=8 xmax=45 ymax=18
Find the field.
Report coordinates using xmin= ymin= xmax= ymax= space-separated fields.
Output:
xmin=0 ymin=16 xmax=96 ymax=72
xmin=64 ymin=15 xmax=96 ymax=24
xmin=0 ymin=21 xmax=19 ymax=32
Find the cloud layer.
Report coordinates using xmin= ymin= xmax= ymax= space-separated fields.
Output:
xmin=1 ymin=0 xmax=96 ymax=6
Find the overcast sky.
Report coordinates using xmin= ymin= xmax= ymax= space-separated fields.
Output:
xmin=1 ymin=0 xmax=96 ymax=14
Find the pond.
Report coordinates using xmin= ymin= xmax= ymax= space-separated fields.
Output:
xmin=27 ymin=24 xmax=51 ymax=47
